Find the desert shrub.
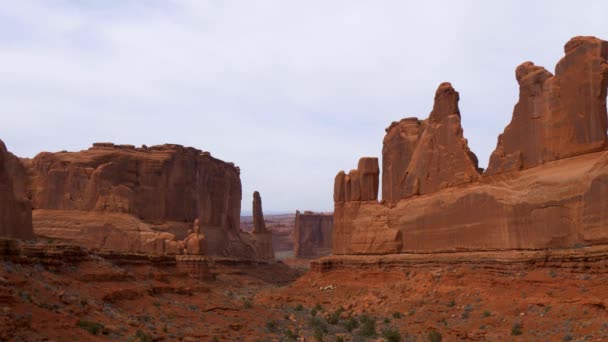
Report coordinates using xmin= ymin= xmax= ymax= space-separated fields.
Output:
xmin=447 ymin=300 xmax=455 ymax=307
xmin=314 ymin=303 xmax=324 ymax=311
xmin=294 ymin=304 xmax=304 ymax=311
xmin=266 ymin=319 xmax=278 ymax=332
xmin=308 ymin=316 xmax=328 ymax=333
xmin=336 ymin=336 xmax=345 ymax=342
xmin=327 ymin=307 xmax=344 ymax=325
xmin=132 ymin=330 xmax=152 ymax=342
xmin=343 ymin=316 xmax=359 ymax=332
xmin=384 ymin=317 xmax=391 ymax=324
xmin=76 ymin=320 xmax=104 ymax=335
xmin=511 ymin=322 xmax=523 ymax=336
xmin=284 ymin=328 xmax=298 ymax=340
xmin=483 ymin=310 xmax=491 ymax=317
xmin=549 ymin=269 xmax=558 ymax=278
xmin=563 ymin=335 xmax=573 ymax=341
xmin=311 ymin=308 xmax=318 ymax=317
xmin=392 ymin=311 xmax=402 ymax=319
xmin=358 ymin=317 xmax=376 ymax=337
xmin=428 ymin=329 xmax=442 ymax=342
xmin=382 ymin=328 xmax=402 ymax=342
xmin=243 ymin=299 xmax=252 ymax=309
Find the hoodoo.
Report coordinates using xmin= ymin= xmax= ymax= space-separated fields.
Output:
xmin=251 ymin=191 xmax=275 ymax=260
xmin=333 ymin=36 xmax=608 ymax=255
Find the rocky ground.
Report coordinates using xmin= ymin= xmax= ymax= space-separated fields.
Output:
xmin=2 ymin=246 xmax=608 ymax=341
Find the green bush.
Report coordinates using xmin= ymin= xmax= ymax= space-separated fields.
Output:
xmin=343 ymin=316 xmax=359 ymax=332
xmin=266 ymin=319 xmax=278 ymax=332
xmin=511 ymin=323 xmax=523 ymax=336
xmin=447 ymin=300 xmax=455 ymax=307
xmin=132 ymin=330 xmax=152 ymax=342
xmin=243 ymin=299 xmax=252 ymax=309
xmin=358 ymin=317 xmax=376 ymax=337
xmin=327 ymin=307 xmax=344 ymax=325
xmin=294 ymin=304 xmax=304 ymax=311
xmin=382 ymin=328 xmax=402 ymax=342
xmin=284 ymin=328 xmax=298 ymax=340
xmin=428 ymin=329 xmax=442 ymax=342
xmin=392 ymin=311 xmax=402 ymax=319
xmin=76 ymin=320 xmax=104 ymax=335
xmin=482 ymin=310 xmax=491 ymax=318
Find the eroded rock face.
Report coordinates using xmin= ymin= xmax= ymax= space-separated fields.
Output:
xmin=28 ymin=143 xmax=241 ymax=231
xmin=382 ymin=83 xmax=481 ymax=203
xmin=0 ymin=140 xmax=33 ymax=240
xmin=333 ymin=36 xmax=608 ymax=255
xmin=294 ymin=210 xmax=333 ymax=258
xmin=252 ymin=191 xmax=267 ymax=234
xmin=334 ymin=157 xmax=379 ymax=203
xmin=486 ymin=36 xmax=608 ymax=175
xmin=26 ymin=143 xmax=263 ymax=258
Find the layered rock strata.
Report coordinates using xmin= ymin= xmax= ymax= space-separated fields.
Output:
xmin=333 ymin=36 xmax=608 ymax=255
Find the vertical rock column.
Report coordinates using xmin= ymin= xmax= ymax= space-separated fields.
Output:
xmin=252 ymin=191 xmax=274 ymax=260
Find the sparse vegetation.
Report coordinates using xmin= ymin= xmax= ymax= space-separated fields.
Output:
xmin=358 ymin=315 xmax=376 ymax=337
xmin=428 ymin=329 xmax=442 ymax=342
xmin=483 ymin=310 xmax=491 ymax=317
xmin=343 ymin=316 xmax=359 ymax=332
xmin=511 ymin=322 xmax=523 ymax=336
xmin=284 ymin=328 xmax=298 ymax=340
xmin=266 ymin=319 xmax=278 ymax=332
xmin=392 ymin=311 xmax=402 ymax=319
xmin=447 ymin=299 xmax=455 ymax=307
xmin=382 ymin=328 xmax=402 ymax=342
xmin=327 ymin=307 xmax=344 ymax=325
xmin=131 ymin=330 xmax=152 ymax=342
xmin=294 ymin=304 xmax=304 ymax=311
xmin=76 ymin=320 xmax=104 ymax=335
xmin=549 ymin=269 xmax=558 ymax=278
xmin=243 ymin=299 xmax=252 ymax=309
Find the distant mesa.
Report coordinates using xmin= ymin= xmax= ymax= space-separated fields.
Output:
xmin=294 ymin=210 xmax=333 ymax=258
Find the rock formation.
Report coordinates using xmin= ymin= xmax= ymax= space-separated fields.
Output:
xmin=381 ymin=83 xmax=481 ymax=203
xmin=251 ymin=191 xmax=274 ymax=260
xmin=0 ymin=139 xmax=33 ymax=240
xmin=293 ymin=211 xmax=333 ymax=258
xmin=334 ymin=157 xmax=379 ymax=203
xmin=11 ymin=142 xmax=265 ymax=259
xmin=486 ymin=36 xmax=608 ymax=175
xmin=333 ymin=36 xmax=608 ymax=255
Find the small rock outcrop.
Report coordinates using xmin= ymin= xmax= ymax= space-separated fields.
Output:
xmin=334 ymin=157 xmax=380 ymax=203
xmin=293 ymin=211 xmax=333 ymax=258
xmin=0 ymin=139 xmax=33 ymax=240
xmin=251 ymin=191 xmax=274 ymax=260
xmin=183 ymin=219 xmax=207 ymax=255
xmin=486 ymin=36 xmax=608 ymax=175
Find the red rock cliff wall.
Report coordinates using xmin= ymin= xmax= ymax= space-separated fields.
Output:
xmin=0 ymin=139 xmax=33 ymax=239
xmin=294 ymin=211 xmax=333 ymax=258
xmin=28 ymin=143 xmax=241 ymax=231
xmin=486 ymin=36 xmax=608 ymax=175
xmin=333 ymin=36 xmax=608 ymax=255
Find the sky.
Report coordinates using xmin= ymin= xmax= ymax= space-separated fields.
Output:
xmin=0 ymin=1 xmax=607 ymax=214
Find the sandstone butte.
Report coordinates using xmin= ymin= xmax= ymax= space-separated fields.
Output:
xmin=0 ymin=141 xmax=273 ymax=260
xmin=293 ymin=210 xmax=333 ymax=258
xmin=334 ymin=36 xmax=608 ymax=255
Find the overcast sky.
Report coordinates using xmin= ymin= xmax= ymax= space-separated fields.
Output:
xmin=1 ymin=1 xmax=607 ymax=214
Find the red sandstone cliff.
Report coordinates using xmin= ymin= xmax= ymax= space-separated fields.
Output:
xmin=21 ymin=143 xmax=262 ymax=258
xmin=0 ymin=140 xmax=33 ymax=240
xmin=333 ymin=36 xmax=608 ymax=255
xmin=293 ymin=210 xmax=333 ymax=258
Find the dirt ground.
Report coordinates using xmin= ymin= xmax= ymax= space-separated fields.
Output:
xmin=2 ymin=252 xmax=608 ymax=341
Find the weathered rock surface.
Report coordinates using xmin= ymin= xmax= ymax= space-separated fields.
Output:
xmin=486 ymin=36 xmax=608 ymax=175
xmin=334 ymin=36 xmax=608 ymax=255
xmin=381 ymin=83 xmax=481 ymax=203
xmin=293 ymin=210 xmax=333 ymax=258
xmin=0 ymin=140 xmax=33 ymax=240
xmin=21 ymin=143 xmax=264 ymax=258
xmin=335 ymin=158 xmax=379 ymax=203
xmin=251 ymin=192 xmax=274 ymax=260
